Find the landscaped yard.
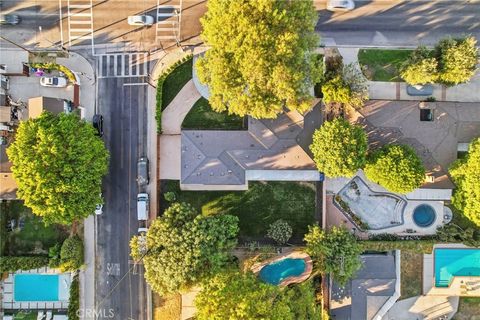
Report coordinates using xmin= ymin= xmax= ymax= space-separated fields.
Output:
xmin=358 ymin=49 xmax=413 ymax=81
xmin=182 ymin=97 xmax=245 ymax=130
xmin=399 ymin=251 xmax=423 ymax=300
xmin=162 ymin=57 xmax=193 ymax=110
xmin=161 ymin=181 xmax=317 ymax=242
xmin=153 ymin=293 xmax=181 ymax=320
xmin=453 ymin=297 xmax=480 ymax=320
xmin=1 ymin=201 xmax=68 ymax=256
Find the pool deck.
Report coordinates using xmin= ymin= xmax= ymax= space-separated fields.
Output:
xmin=0 ymin=268 xmax=71 ymax=310
xmin=251 ymin=251 xmax=313 ymax=287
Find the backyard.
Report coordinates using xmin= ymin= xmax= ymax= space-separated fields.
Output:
xmin=399 ymin=251 xmax=423 ymax=300
xmin=358 ymin=49 xmax=412 ymax=81
xmin=182 ymin=97 xmax=245 ymax=130
xmin=0 ymin=201 xmax=68 ymax=256
xmin=161 ymin=181 xmax=317 ymax=242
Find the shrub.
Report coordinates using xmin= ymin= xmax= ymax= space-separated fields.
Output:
xmin=60 ymin=236 xmax=84 ymax=271
xmin=0 ymin=256 xmax=49 ymax=273
xmin=164 ymin=191 xmax=176 ymax=202
xmin=365 ymin=144 xmax=425 ymax=194
xmin=155 ymin=55 xmax=193 ymax=133
xmin=67 ymin=274 xmax=80 ymax=320
xmin=400 ymin=46 xmax=438 ymax=85
xmin=48 ymin=243 xmax=62 ymax=268
xmin=435 ymin=36 xmax=478 ymax=86
xmin=266 ymin=219 xmax=293 ymax=245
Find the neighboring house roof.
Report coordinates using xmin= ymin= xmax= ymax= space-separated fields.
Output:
xmin=28 ymin=96 xmax=66 ymax=119
xmin=0 ymin=144 xmax=17 ymax=199
xmin=330 ymin=252 xmax=400 ymax=320
xmin=0 ymin=106 xmax=12 ymax=123
xmin=181 ymin=109 xmax=322 ymax=189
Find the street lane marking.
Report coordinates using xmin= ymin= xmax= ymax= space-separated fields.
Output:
xmin=156 ymin=1 xmax=182 ymax=42
xmin=66 ymin=0 xmax=94 ymax=52
xmin=97 ymin=53 xmax=149 ymax=78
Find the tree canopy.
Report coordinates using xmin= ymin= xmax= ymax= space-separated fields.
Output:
xmin=435 ymin=36 xmax=478 ymax=85
xmin=400 ymin=46 xmax=438 ymax=85
xmin=305 ymin=225 xmax=362 ymax=286
xmin=6 ymin=112 xmax=109 ymax=225
xmin=130 ymin=202 xmax=239 ymax=295
xmin=309 ymin=118 xmax=368 ymax=178
xmin=449 ymin=138 xmax=480 ymax=227
xmin=195 ymin=269 xmax=322 ymax=320
xmin=196 ymin=0 xmax=321 ymax=118
xmin=364 ymin=144 xmax=425 ymax=194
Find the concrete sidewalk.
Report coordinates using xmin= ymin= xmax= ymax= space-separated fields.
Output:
xmin=337 ymin=47 xmax=480 ymax=103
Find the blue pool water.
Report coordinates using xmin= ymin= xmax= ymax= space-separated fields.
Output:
xmin=413 ymin=204 xmax=436 ymax=227
xmin=259 ymin=258 xmax=306 ymax=285
xmin=14 ymin=274 xmax=59 ymax=301
xmin=435 ymin=248 xmax=480 ymax=287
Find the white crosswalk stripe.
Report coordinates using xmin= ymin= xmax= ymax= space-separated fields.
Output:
xmin=67 ymin=0 xmax=94 ymax=46
xmin=96 ymin=53 xmax=150 ymax=79
xmin=156 ymin=0 xmax=182 ymax=43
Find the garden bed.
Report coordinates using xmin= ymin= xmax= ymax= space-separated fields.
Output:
xmin=161 ymin=181 xmax=316 ymax=242
xmin=358 ymin=49 xmax=413 ymax=81
xmin=454 ymin=297 xmax=480 ymax=320
xmin=399 ymin=251 xmax=423 ymax=299
xmin=182 ymin=97 xmax=245 ymax=130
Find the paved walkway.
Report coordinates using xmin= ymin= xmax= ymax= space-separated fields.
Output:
xmin=384 ymin=295 xmax=459 ymax=320
xmin=337 ymin=47 xmax=480 ymax=103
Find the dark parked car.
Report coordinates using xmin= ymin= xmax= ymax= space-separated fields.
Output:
xmin=92 ymin=114 xmax=103 ymax=137
xmin=0 ymin=14 xmax=20 ymax=25
xmin=137 ymin=157 xmax=149 ymax=186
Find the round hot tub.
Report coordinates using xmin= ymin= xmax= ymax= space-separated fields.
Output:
xmin=413 ymin=204 xmax=436 ymax=227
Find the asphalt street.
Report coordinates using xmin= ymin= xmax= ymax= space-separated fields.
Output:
xmin=95 ymin=69 xmax=149 ymax=320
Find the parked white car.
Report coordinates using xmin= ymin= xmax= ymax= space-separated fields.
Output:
xmin=40 ymin=76 xmax=68 ymax=88
xmin=127 ymin=15 xmax=154 ymax=26
xmin=327 ymin=0 xmax=355 ymax=11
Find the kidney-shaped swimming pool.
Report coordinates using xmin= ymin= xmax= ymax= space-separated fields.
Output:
xmin=259 ymin=258 xmax=306 ymax=285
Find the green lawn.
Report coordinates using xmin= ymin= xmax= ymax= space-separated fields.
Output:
xmin=162 ymin=57 xmax=193 ymax=110
xmin=1 ymin=201 xmax=68 ymax=256
xmin=358 ymin=49 xmax=413 ymax=81
xmin=182 ymin=97 xmax=245 ymax=130
xmin=399 ymin=251 xmax=423 ymax=300
xmin=162 ymin=181 xmax=316 ymax=241
xmin=453 ymin=297 xmax=480 ymax=320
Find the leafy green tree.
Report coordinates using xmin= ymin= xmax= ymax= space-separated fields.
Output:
xmin=449 ymin=138 xmax=480 ymax=227
xmin=59 ymin=235 xmax=84 ymax=271
xmin=196 ymin=0 xmax=320 ymax=118
xmin=130 ymin=202 xmax=239 ymax=294
xmin=6 ymin=112 xmax=109 ymax=225
xmin=435 ymin=36 xmax=478 ymax=85
xmin=305 ymin=225 xmax=362 ymax=286
xmin=365 ymin=144 xmax=425 ymax=194
xmin=267 ymin=219 xmax=292 ymax=245
xmin=195 ymin=270 xmax=322 ymax=320
xmin=400 ymin=46 xmax=438 ymax=85
xmin=310 ymin=118 xmax=368 ymax=178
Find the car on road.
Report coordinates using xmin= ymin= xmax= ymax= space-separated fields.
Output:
xmin=0 ymin=14 xmax=20 ymax=25
xmin=40 ymin=76 xmax=68 ymax=88
xmin=326 ymin=0 xmax=355 ymax=11
xmin=137 ymin=193 xmax=149 ymax=221
xmin=92 ymin=114 xmax=104 ymax=137
xmin=137 ymin=157 xmax=149 ymax=186
xmin=127 ymin=15 xmax=154 ymax=26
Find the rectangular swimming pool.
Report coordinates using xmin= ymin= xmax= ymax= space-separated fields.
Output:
xmin=434 ymin=248 xmax=480 ymax=287
xmin=14 ymin=274 xmax=59 ymax=301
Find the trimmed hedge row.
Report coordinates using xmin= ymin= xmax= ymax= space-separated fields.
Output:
xmin=67 ymin=274 xmax=80 ymax=320
xmin=0 ymin=256 xmax=49 ymax=273
xmin=155 ymin=54 xmax=193 ymax=133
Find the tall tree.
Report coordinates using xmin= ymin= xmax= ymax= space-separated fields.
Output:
xmin=7 ymin=112 xmax=109 ymax=225
xmin=305 ymin=225 xmax=362 ymax=286
xmin=400 ymin=46 xmax=438 ymax=85
xmin=130 ymin=202 xmax=239 ymax=295
xmin=449 ymin=138 xmax=480 ymax=227
xmin=309 ymin=118 xmax=368 ymax=178
xmin=196 ymin=0 xmax=321 ymax=119
xmin=364 ymin=144 xmax=425 ymax=194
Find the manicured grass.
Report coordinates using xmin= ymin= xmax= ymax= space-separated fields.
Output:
xmin=399 ymin=251 xmax=423 ymax=300
xmin=12 ymin=312 xmax=37 ymax=320
xmin=358 ymin=49 xmax=413 ymax=81
xmin=2 ymin=201 xmax=68 ymax=256
xmin=153 ymin=293 xmax=181 ymax=320
xmin=161 ymin=57 xmax=193 ymax=110
xmin=162 ymin=181 xmax=316 ymax=241
xmin=453 ymin=297 xmax=480 ymax=320
xmin=182 ymin=97 xmax=245 ymax=130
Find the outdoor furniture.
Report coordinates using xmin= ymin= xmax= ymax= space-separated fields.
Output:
xmin=407 ymin=84 xmax=434 ymax=96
